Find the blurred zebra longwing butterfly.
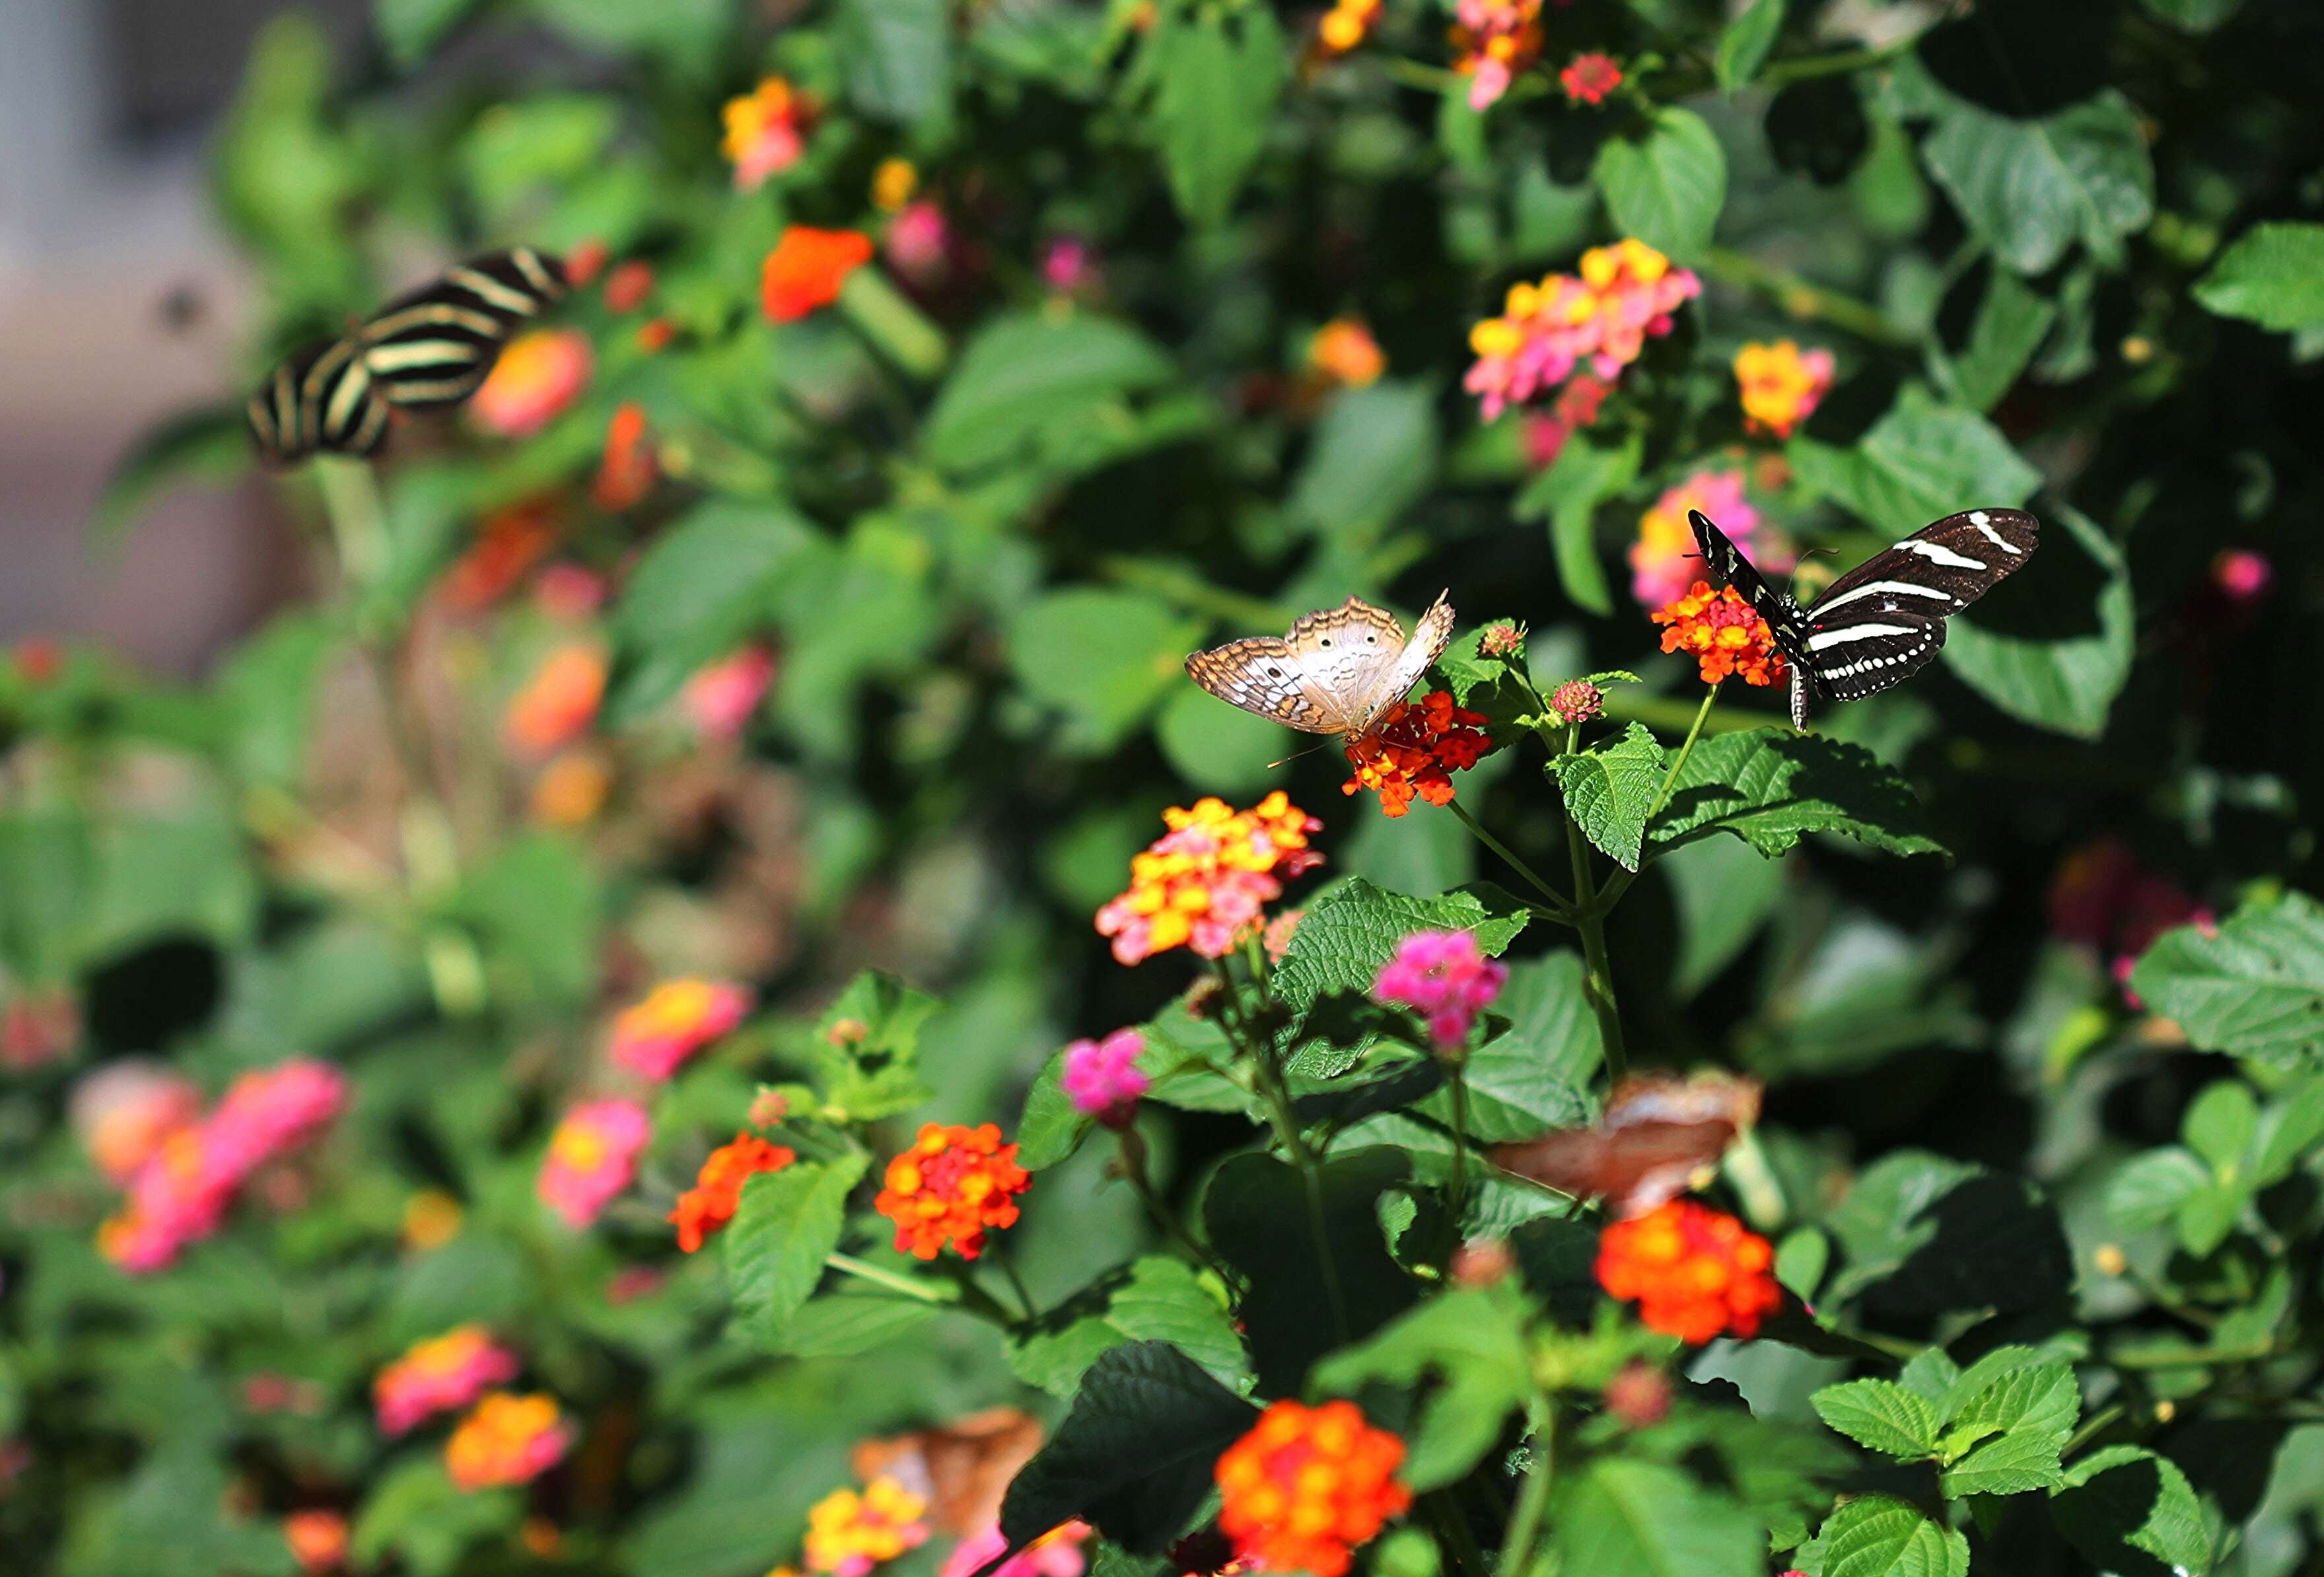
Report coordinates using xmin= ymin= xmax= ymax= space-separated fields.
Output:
xmin=1689 ymin=505 xmax=2040 ymax=729
xmin=246 ymin=247 xmax=569 ymax=466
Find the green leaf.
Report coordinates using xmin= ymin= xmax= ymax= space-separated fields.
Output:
xmin=1823 ymin=1151 xmax=2070 ymax=1315
xmin=1549 ymin=1457 xmax=1764 ymax=1577
xmin=1788 ymin=385 xmax=2041 ymax=537
xmin=1203 ymin=1148 xmax=1418 ymax=1395
xmin=2254 ymin=1079 xmax=2324 ymax=1183
xmin=375 ymin=0 xmax=478 ymax=65
xmin=1592 ymin=107 xmax=1728 ymax=264
xmin=1274 ymin=877 xmax=1531 ymax=1019
xmin=725 ymin=1154 xmax=870 ymax=1345
xmin=772 ymin=1294 xmax=944 ymax=1358
xmin=1920 ymin=90 xmax=2155 ymax=274
xmin=833 ymin=0 xmax=952 ymax=124
xmin=999 ymin=1341 xmax=1255 ymax=1555
xmin=1941 ymin=505 xmax=2133 ymax=740
xmin=1939 ymin=1425 xmax=2066 ymax=1497
xmin=1945 ymin=1353 xmax=2078 ymax=1446
xmin=2051 ymin=1445 xmax=2213 ymax=1577
xmin=460 ymin=832 xmax=600 ymax=1006
xmin=1644 ymin=728 xmax=1947 ymax=860
xmin=1423 ymin=952 xmax=1598 ymax=1140
xmin=607 ymin=503 xmax=814 ymax=722
xmin=1016 ymin=1047 xmax=1094 ymax=1171
xmin=1312 ymin=1289 xmax=1533 ymax=1489
xmin=1714 ymin=0 xmax=1786 ymax=92
xmin=353 ymin=1458 xmax=520 ymax=1576
xmin=1811 ymin=1380 xmax=1942 ymax=1459
xmin=2194 ymin=222 xmax=2324 ymax=330
xmin=2103 ymin=1147 xmax=2209 ymax=1234
xmin=1661 ymin=837 xmax=1785 ymax=998
xmin=1007 ymin=589 xmax=1205 ymax=753
xmin=1147 ymin=3 xmax=1288 ymax=227
xmin=2140 ymin=0 xmax=2242 ymax=28
xmin=923 ymin=313 xmax=1178 ymax=475
xmin=1946 ymin=269 xmax=2057 ymax=412
xmin=1006 ymin=1257 xmax=1244 ymax=1397
xmin=92 ymin=407 xmax=249 ymax=547
xmin=1156 ymin=683 xmax=1287 ymax=795
xmin=2128 ymin=891 xmax=2324 ymax=1069
xmin=1286 ymin=382 xmax=1440 ymax=542
xmin=810 ymin=972 xmax=940 ymax=1121
xmin=1555 ymin=722 xmax=1662 ymax=872
xmin=1514 ymin=419 xmax=1640 ymax=618
xmin=2185 ymin=1080 xmax=2259 ymax=1170
xmin=1801 ymin=1494 xmax=1967 ymax=1577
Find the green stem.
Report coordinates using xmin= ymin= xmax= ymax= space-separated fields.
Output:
xmin=313 ymin=455 xmax=388 ymax=590
xmin=1759 ymin=31 xmax=1927 ymax=88
xmin=1001 ymin=1257 xmax=1041 ymax=1324
xmin=1099 ymin=556 xmax=1290 ymax=631
xmin=2062 ymin=1402 xmax=2128 ymax=1459
xmin=1381 ymin=55 xmax=1462 ymax=92
xmin=1439 ymin=1064 xmax=1472 ymax=1267
xmin=1448 ymin=800 xmax=1574 ymax=916
xmin=1425 ymin=1491 xmax=1490 ymax=1577
xmin=1596 ymin=683 xmax=1722 ymax=913
xmin=2108 ymin=1339 xmax=2275 ymax=1370
xmin=1120 ymin=1125 xmax=1236 ymax=1283
xmin=1560 ymin=728 xmax=1628 ymax=1082
xmin=826 ymin=1251 xmax=952 ymax=1304
xmin=1701 ymin=246 xmax=1919 ymax=349
xmin=838 ymin=267 xmax=950 ymax=381
xmin=1497 ymin=1415 xmax=1556 ymax=1577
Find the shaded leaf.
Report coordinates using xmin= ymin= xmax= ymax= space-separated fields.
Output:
xmin=1788 ymin=385 xmax=2041 ymax=537
xmin=2193 ymin=221 xmax=2324 ymax=331
xmin=1593 ymin=108 xmax=1728 ymax=263
xmin=1147 ymin=3 xmax=1288 ymax=226
xmin=1006 ymin=1257 xmax=1244 ymax=1397
xmin=2051 ymin=1445 xmax=2212 ymax=1577
xmin=1550 ymin=1457 xmax=1763 ymax=1577
xmin=1714 ymin=0 xmax=1786 ymax=92
xmin=1645 ymin=728 xmax=1947 ymax=860
xmin=726 ymin=1154 xmax=870 ymax=1345
xmin=1920 ymin=90 xmax=2154 ymax=274
xmin=1312 ymin=1289 xmax=1533 ymax=1489
xmin=2128 ymin=891 xmax=2324 ymax=1069
xmin=1942 ymin=505 xmax=2133 ymax=740
xmin=1555 ymin=722 xmax=1662 ymax=872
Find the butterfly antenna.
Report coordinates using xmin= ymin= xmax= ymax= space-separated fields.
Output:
xmin=1785 ymin=545 xmax=1839 ymax=600
xmin=1264 ymin=741 xmax=1333 ymax=771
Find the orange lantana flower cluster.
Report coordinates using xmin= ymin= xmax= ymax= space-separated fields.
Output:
xmin=1650 ymin=581 xmax=1789 ymax=687
xmin=672 ymin=1133 xmax=796 ymax=1253
xmin=1734 ymin=339 xmax=1836 ymax=438
xmin=1342 ymin=691 xmax=1493 ymax=818
xmin=803 ymin=1476 xmax=931 ymax=1577
xmin=764 ymin=227 xmax=876 ymax=322
xmin=1215 ymin=1401 xmax=1412 ymax=1577
xmin=444 ymin=1391 xmax=573 ymax=1490
xmin=875 ymin=1123 xmax=1030 ymax=1261
xmin=1317 ymin=0 xmax=1380 ymax=54
xmin=1094 ymin=794 xmax=1323 ymax=964
xmin=1595 ymin=1200 xmax=1782 ymax=1344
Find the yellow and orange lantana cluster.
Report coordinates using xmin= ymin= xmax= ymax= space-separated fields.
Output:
xmin=875 ymin=1123 xmax=1031 ymax=1261
xmin=1094 ymin=794 xmax=1323 ymax=964
xmin=1216 ymin=1401 xmax=1411 ymax=1577
xmin=1734 ymin=339 xmax=1836 ymax=438
xmin=1650 ymin=581 xmax=1789 ymax=687
xmin=1465 ymin=240 xmax=1701 ymax=421
xmin=672 ymin=1133 xmax=796 ymax=1253
xmin=1596 ymin=1200 xmax=1782 ymax=1343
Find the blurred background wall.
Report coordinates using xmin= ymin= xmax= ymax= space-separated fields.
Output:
xmin=0 ymin=1 xmax=369 ymax=673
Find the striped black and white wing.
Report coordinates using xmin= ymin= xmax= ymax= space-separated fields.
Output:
xmin=246 ymin=334 xmax=392 ymax=468
xmin=1796 ymin=508 xmax=2040 ymax=703
xmin=359 ymin=247 xmax=569 ymax=408
xmin=1686 ymin=509 xmax=1813 ymax=662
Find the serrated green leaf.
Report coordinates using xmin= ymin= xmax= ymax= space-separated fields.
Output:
xmin=1714 ymin=0 xmax=1786 ymax=92
xmin=810 ymin=972 xmax=940 ymax=1121
xmin=1803 ymin=1494 xmax=1967 ymax=1577
xmin=2185 ymin=1080 xmax=2260 ymax=1171
xmin=1811 ymin=1379 xmax=1942 ymax=1459
xmin=1555 ymin=722 xmax=1661 ymax=872
xmin=2128 ymin=891 xmax=2324 ymax=1069
xmin=1592 ymin=107 xmax=1728 ymax=264
xmin=1006 ymin=1257 xmax=1245 ymax=1396
xmin=1945 ymin=1354 xmax=2078 ymax=1444
xmin=725 ymin=1153 xmax=869 ymax=1345
xmin=1824 ymin=1151 xmax=2070 ymax=1315
xmin=1939 ymin=1424 xmax=2066 ymax=1497
xmin=2193 ymin=221 xmax=2324 ymax=331
xmin=2051 ymin=1445 xmax=2212 ymax=1577
xmin=999 ymin=1341 xmax=1255 ymax=1555
xmin=1788 ymin=385 xmax=2041 ymax=537
xmin=1644 ymin=727 xmax=1946 ymax=860
xmin=1550 ymin=1457 xmax=1763 ymax=1577
xmin=1273 ymin=876 xmax=1531 ymax=1019
xmin=1920 ymin=90 xmax=2154 ymax=274
xmin=1312 ymin=1289 xmax=1533 ymax=1489
xmin=1421 ymin=952 xmax=1598 ymax=1140
xmin=2103 ymin=1146 xmax=2210 ymax=1234
xmin=1016 ymin=1047 xmax=1093 ymax=1171
xmin=771 ymin=1294 xmax=945 ymax=1358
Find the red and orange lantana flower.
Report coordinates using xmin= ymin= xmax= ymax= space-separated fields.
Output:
xmin=876 ymin=1123 xmax=1030 ymax=1261
xmin=1650 ymin=581 xmax=1789 ymax=687
xmin=1596 ymin=1199 xmax=1782 ymax=1343
xmin=672 ymin=1133 xmax=796 ymax=1253
xmin=1215 ymin=1401 xmax=1411 ymax=1577
xmin=763 ymin=227 xmax=876 ymax=322
xmin=1342 ymin=691 xmax=1493 ymax=817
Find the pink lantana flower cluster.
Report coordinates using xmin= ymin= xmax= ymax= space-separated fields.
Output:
xmin=940 ymin=1521 xmax=1093 ymax=1577
xmin=1629 ymin=468 xmax=1788 ymax=610
xmin=610 ymin=978 xmax=754 ymax=1080
xmin=1372 ymin=930 xmax=1509 ymax=1051
xmin=1465 ymin=240 xmax=1701 ymax=421
xmin=684 ymin=646 xmax=777 ymax=741
xmin=1061 ymin=1029 xmax=1149 ymax=1129
xmin=537 ymin=1098 xmax=652 ymax=1228
xmin=1452 ymin=0 xmax=1545 ymax=110
xmin=373 ymin=1325 xmax=522 ymax=1435
xmin=96 ymin=1059 xmax=349 ymax=1273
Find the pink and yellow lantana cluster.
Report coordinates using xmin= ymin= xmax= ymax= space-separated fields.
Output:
xmin=610 ymin=977 xmax=754 ymax=1081
xmin=1095 ymin=794 xmax=1323 ymax=965
xmin=1628 ymin=468 xmax=1788 ymax=610
xmin=1451 ymin=0 xmax=1545 ymax=110
xmin=722 ymin=77 xmax=812 ymax=191
xmin=373 ymin=1325 xmax=522 ymax=1435
xmin=537 ymin=1098 xmax=652 ymax=1228
xmin=445 ymin=1391 xmax=574 ymax=1490
xmin=1465 ymin=240 xmax=1702 ymax=421
xmin=96 ymin=1059 xmax=349 ymax=1273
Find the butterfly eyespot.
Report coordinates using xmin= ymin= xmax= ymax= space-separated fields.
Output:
xmin=1366 ymin=634 xmax=1376 ymax=643
xmin=1320 ymin=639 xmax=1331 ymax=647
xmin=1267 ymin=667 xmax=1282 ymax=677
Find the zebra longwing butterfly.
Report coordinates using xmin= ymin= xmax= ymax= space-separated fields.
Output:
xmin=246 ymin=247 xmax=569 ymax=467
xmin=1688 ymin=505 xmax=2040 ymax=728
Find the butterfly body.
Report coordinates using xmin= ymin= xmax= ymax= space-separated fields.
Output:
xmin=1689 ymin=506 xmax=2039 ymax=727
xmin=246 ymin=247 xmax=570 ymax=467
xmin=1185 ymin=591 xmax=1456 ymax=739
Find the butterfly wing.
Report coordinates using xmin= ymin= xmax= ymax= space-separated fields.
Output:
xmin=1185 ymin=635 xmax=1359 ymax=733
xmin=1351 ymin=590 xmax=1455 ymax=736
xmin=361 ymin=248 xmax=570 ymax=408
xmin=1796 ymin=508 xmax=2041 ymax=703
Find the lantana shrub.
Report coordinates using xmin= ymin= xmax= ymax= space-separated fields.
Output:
xmin=4 ymin=3 xmax=2323 ymax=1577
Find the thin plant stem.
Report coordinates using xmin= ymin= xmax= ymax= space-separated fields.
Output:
xmin=1701 ymin=246 xmax=1918 ymax=349
xmin=1438 ymin=1062 xmax=1472 ymax=1267
xmin=2063 ymin=1401 xmax=2129 ymax=1459
xmin=1497 ymin=1414 xmax=1556 ymax=1577
xmin=1598 ymin=683 xmax=1722 ymax=913
xmin=826 ymin=1252 xmax=951 ymax=1304
xmin=1001 ymin=1256 xmax=1041 ymax=1324
xmin=1119 ymin=1125 xmax=1236 ymax=1284
xmin=1448 ymin=800 xmax=1573 ymax=915
xmin=2109 ymin=1338 xmax=2274 ymax=1370
xmin=1425 ymin=1490 xmax=1490 ymax=1577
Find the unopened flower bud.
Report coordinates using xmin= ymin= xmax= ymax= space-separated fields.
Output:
xmin=1549 ymin=680 xmax=1603 ymax=724
xmin=1448 ymin=1238 xmax=1514 ymax=1288
xmin=2094 ymin=1244 xmax=2128 ymax=1277
xmin=1603 ymin=1360 xmax=1672 ymax=1428
xmin=1477 ymin=621 xmax=1526 ymax=660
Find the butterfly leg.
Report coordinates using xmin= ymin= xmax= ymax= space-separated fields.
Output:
xmin=1788 ymin=668 xmax=1812 ymax=730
